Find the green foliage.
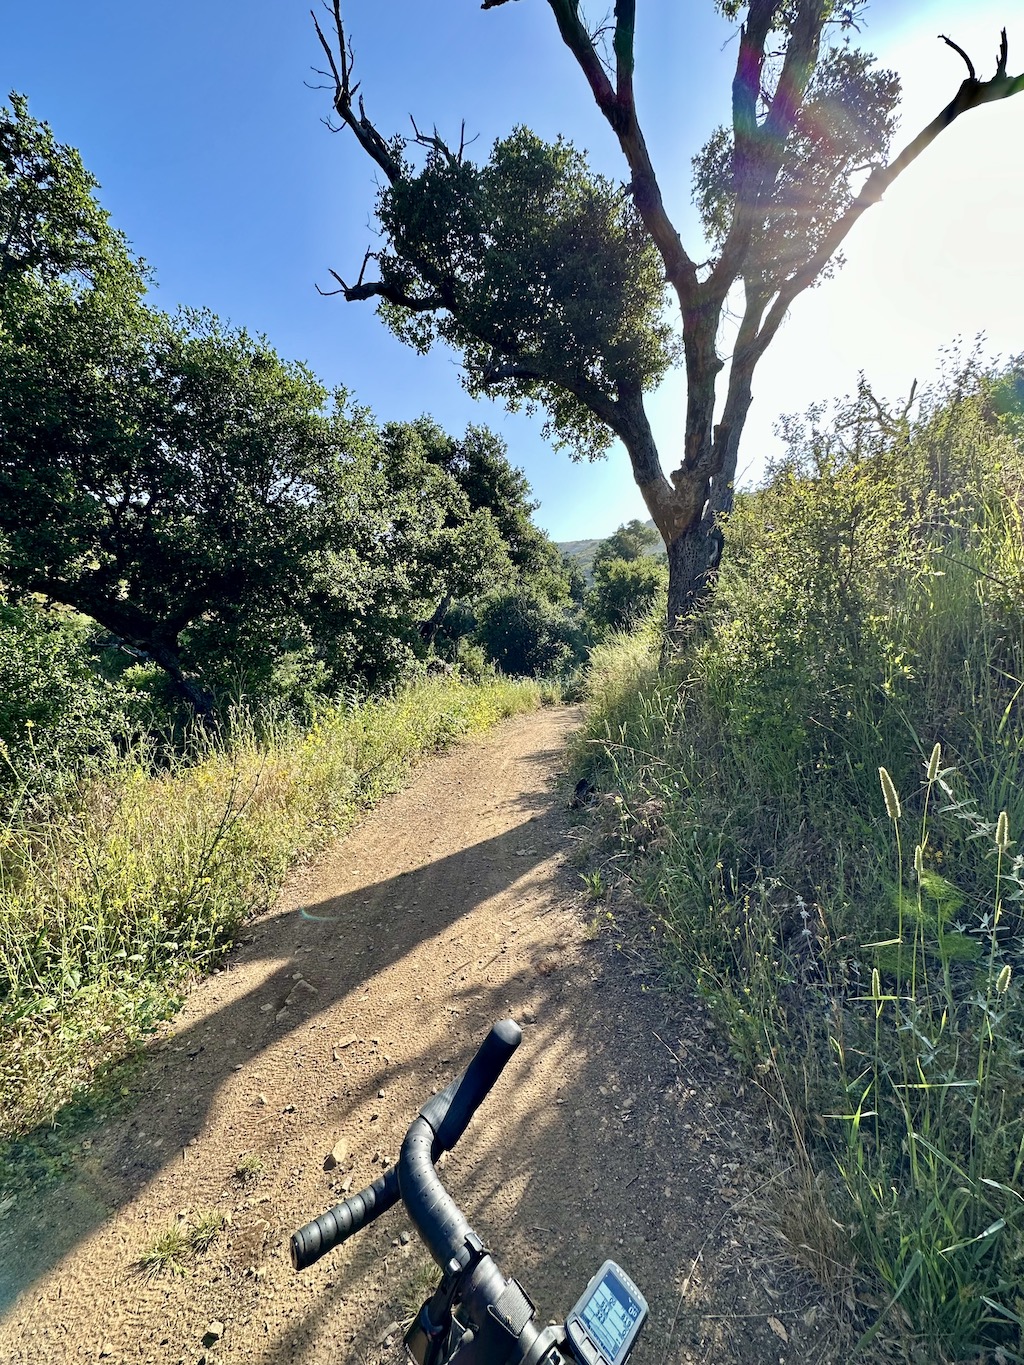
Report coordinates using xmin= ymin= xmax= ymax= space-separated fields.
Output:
xmin=692 ymin=32 xmax=899 ymax=290
xmin=376 ymin=127 xmax=678 ymax=458
xmin=0 ymin=602 xmax=141 ymax=800
xmin=393 ymin=418 xmax=572 ymax=601
xmin=571 ymin=356 xmax=1024 ymax=1360
xmin=0 ymin=95 xmax=565 ymax=711
xmin=0 ymin=92 xmax=142 ymax=312
xmin=0 ymin=675 xmax=541 ymax=1141
xmin=474 ymin=588 xmax=589 ymax=678
xmin=591 ymin=519 xmax=661 ymax=570
xmin=588 ymin=555 xmax=667 ymax=633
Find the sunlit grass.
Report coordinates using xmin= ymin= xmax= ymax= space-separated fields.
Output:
xmin=0 ymin=675 xmax=541 ymax=1140
xmin=570 ymin=378 xmax=1024 ymax=1361
xmin=138 ymin=1210 xmax=225 ymax=1279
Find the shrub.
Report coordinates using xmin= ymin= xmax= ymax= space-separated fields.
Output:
xmin=475 ymin=588 xmax=588 ymax=676
xmin=571 ymin=358 xmax=1024 ymax=1359
xmin=0 ymin=601 xmax=142 ymax=800
xmin=587 ymin=555 xmax=667 ymax=632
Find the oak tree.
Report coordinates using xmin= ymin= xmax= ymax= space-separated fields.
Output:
xmin=313 ymin=2 xmax=1024 ymax=627
xmin=1 ymin=96 xmax=566 ymax=710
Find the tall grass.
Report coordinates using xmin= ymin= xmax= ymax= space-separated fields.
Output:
xmin=571 ymin=365 xmax=1024 ymax=1360
xmin=0 ymin=675 xmax=541 ymax=1139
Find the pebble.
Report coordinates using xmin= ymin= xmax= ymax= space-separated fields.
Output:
xmin=324 ymin=1139 xmax=348 ymax=1171
xmin=202 ymin=1321 xmax=224 ymax=1347
xmin=285 ymin=979 xmax=318 ymax=1007
xmin=375 ymin=1321 xmax=401 ymax=1348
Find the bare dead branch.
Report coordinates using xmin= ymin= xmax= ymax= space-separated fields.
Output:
xmin=311 ymin=1 xmax=403 ymax=182
xmin=747 ymin=28 xmax=1024 ymax=369
xmin=409 ymin=116 xmax=464 ymax=167
xmin=940 ymin=33 xmax=976 ymax=82
xmin=327 ymin=269 xmax=446 ymax=310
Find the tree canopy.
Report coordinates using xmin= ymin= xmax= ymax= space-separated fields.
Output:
xmin=592 ymin=518 xmax=660 ymax=570
xmin=0 ymin=95 xmax=570 ymax=712
xmin=314 ymin=1 xmax=1024 ymax=627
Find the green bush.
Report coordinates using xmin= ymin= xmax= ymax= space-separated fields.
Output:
xmin=0 ymin=602 xmax=143 ymax=800
xmin=587 ymin=555 xmax=667 ymax=632
xmin=475 ymin=587 xmax=589 ymax=676
xmin=571 ymin=361 xmax=1024 ymax=1360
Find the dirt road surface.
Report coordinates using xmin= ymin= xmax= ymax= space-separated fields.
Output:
xmin=0 ymin=706 xmax=836 ymax=1365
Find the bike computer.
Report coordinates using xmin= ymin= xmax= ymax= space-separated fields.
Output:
xmin=565 ymin=1260 xmax=648 ymax=1365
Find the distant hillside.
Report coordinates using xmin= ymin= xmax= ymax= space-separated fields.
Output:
xmin=557 ymin=520 xmax=661 ymax=581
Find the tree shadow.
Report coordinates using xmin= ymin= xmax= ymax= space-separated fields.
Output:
xmin=247 ymin=934 xmax=819 ymax=1365
xmin=0 ymin=715 xmax=833 ymax=1364
xmin=0 ymin=766 xmax=558 ymax=1314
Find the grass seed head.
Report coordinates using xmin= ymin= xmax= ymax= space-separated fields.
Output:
xmin=878 ymin=767 xmax=902 ymax=821
xmin=926 ymin=742 xmax=942 ymax=783
xmin=996 ymin=810 xmax=1010 ymax=853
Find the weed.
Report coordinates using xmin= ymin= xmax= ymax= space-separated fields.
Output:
xmin=397 ymin=1255 xmax=440 ymax=1331
xmin=580 ymin=870 xmax=608 ymax=901
xmin=139 ymin=1224 xmax=192 ymax=1279
xmin=583 ymin=907 xmax=616 ymax=940
xmin=138 ymin=1210 xmax=224 ymax=1278
xmin=234 ymin=1153 xmax=264 ymax=1183
xmin=188 ymin=1210 xmax=226 ymax=1255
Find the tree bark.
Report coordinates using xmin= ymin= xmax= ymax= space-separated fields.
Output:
xmin=666 ymin=519 xmax=723 ymax=626
xmin=26 ymin=575 xmax=216 ymax=718
xmin=145 ymin=638 xmax=216 ymax=719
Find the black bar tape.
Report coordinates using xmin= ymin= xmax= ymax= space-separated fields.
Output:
xmin=422 ymin=1019 xmax=522 ymax=1152
xmin=290 ymin=1166 xmax=399 ymax=1270
xmin=290 ymin=1019 xmax=522 ymax=1273
xmin=399 ymin=1115 xmax=473 ymax=1270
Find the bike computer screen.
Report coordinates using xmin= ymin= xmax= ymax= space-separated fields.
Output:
xmin=565 ymin=1260 xmax=648 ymax=1365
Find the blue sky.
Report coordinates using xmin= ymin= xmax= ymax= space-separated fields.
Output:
xmin=4 ymin=2 xmax=1023 ymax=540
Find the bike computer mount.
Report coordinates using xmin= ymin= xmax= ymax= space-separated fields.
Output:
xmin=564 ymin=1260 xmax=648 ymax=1365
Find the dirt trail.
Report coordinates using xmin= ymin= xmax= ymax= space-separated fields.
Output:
xmin=0 ymin=706 xmax=835 ymax=1365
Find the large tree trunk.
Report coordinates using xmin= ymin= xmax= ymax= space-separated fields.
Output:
xmin=618 ymin=363 xmax=751 ymax=634
xmin=146 ymin=638 xmax=216 ymax=719
xmin=665 ymin=519 xmax=724 ymax=626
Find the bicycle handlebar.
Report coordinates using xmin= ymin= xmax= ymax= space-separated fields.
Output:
xmin=290 ymin=1019 xmax=522 ymax=1271
xmin=290 ymin=1166 xmax=399 ymax=1270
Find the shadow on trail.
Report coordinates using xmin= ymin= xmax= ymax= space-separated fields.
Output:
xmin=251 ymin=930 xmax=795 ymax=1365
xmin=0 ymin=769 xmax=556 ymax=1314
xmin=0 ymin=711 xmax=829 ymax=1365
